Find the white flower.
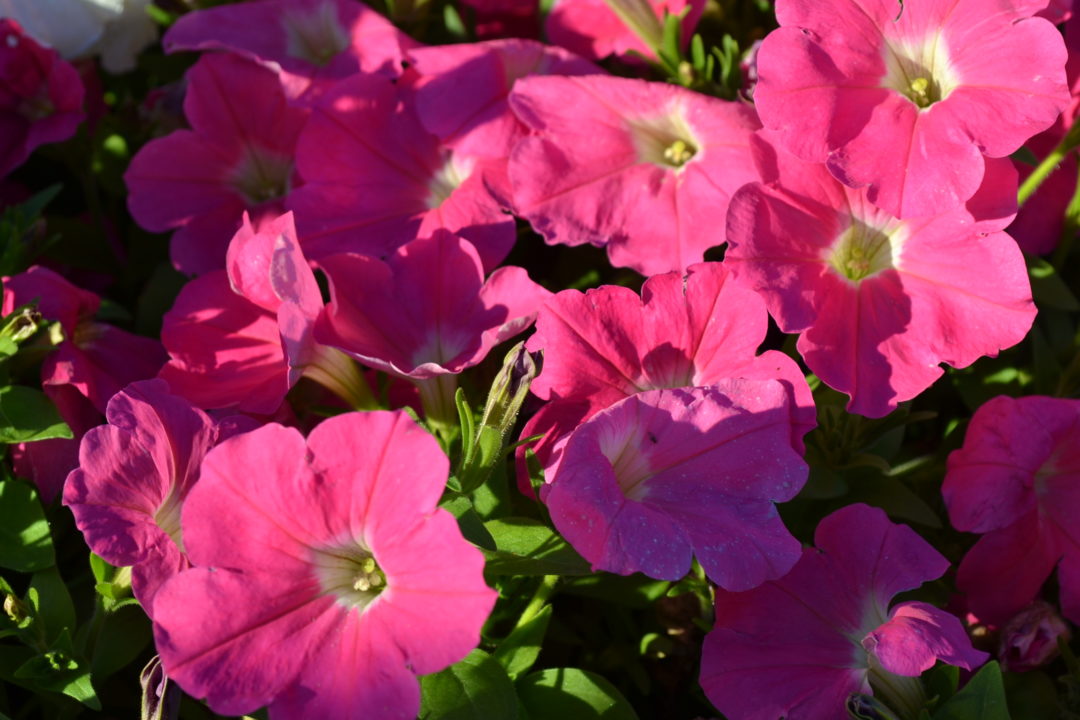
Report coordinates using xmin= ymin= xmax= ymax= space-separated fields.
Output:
xmin=0 ymin=0 xmax=157 ymax=73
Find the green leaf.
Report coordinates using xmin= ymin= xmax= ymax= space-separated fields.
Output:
xmin=1003 ymin=670 xmax=1057 ymax=720
xmin=516 ymin=668 xmax=638 ymax=720
xmin=13 ymin=629 xmax=101 ymax=710
xmin=456 ymin=387 xmax=475 ymax=461
xmin=419 ymin=649 xmax=519 ymax=720
xmin=494 ymin=605 xmax=552 ymax=680
xmin=91 ymin=604 xmax=152 ymax=681
xmin=925 ymin=663 xmax=960 ymax=706
xmin=442 ymin=496 xmax=497 ymax=551
xmin=0 ymin=479 xmax=54 ymax=572
xmin=933 ymin=662 xmax=1010 ymax=720
xmin=0 ymin=385 xmax=73 ymax=443
xmin=28 ymin=567 xmax=75 ymax=641
xmin=1028 ymin=255 xmax=1080 ymax=311
xmin=482 ymin=518 xmax=591 ymax=576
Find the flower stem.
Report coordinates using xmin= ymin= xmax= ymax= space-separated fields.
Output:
xmin=1019 ymin=115 xmax=1080 ymax=206
xmin=515 ymin=575 xmax=559 ymax=631
xmin=302 ymin=348 xmax=378 ymax=411
xmin=414 ymin=373 xmax=460 ymax=443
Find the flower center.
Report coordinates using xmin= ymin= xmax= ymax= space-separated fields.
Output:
xmin=313 ymin=544 xmax=387 ymax=610
xmin=427 ymin=153 xmax=475 ymax=210
xmin=153 ymin=489 xmax=185 ymax=551
xmin=598 ymin=424 xmax=654 ymax=502
xmin=881 ymin=34 xmax=959 ymax=109
xmin=228 ymin=146 xmax=294 ymax=206
xmin=282 ymin=1 xmax=349 ymax=67
xmin=826 ymin=218 xmax=904 ymax=283
xmin=627 ymin=107 xmax=700 ymax=171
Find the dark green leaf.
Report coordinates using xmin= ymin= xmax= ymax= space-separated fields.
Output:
xmin=91 ymin=604 xmax=152 ymax=680
xmin=1028 ymin=256 xmax=1080 ymax=311
xmin=419 ymin=649 xmax=519 ymax=720
xmin=933 ymin=661 xmax=1010 ymax=720
xmin=925 ymin=663 xmax=959 ymax=706
xmin=1003 ymin=670 xmax=1057 ymax=720
xmin=483 ymin=518 xmax=591 ymax=576
xmin=0 ymin=479 xmax=54 ymax=572
xmin=494 ymin=605 xmax=552 ymax=679
xmin=13 ymin=629 xmax=100 ymax=710
xmin=0 ymin=386 xmax=73 ymax=443
xmin=516 ymin=668 xmax=638 ymax=720
xmin=442 ymin=496 xmax=497 ymax=551
xmin=28 ymin=567 xmax=75 ymax=641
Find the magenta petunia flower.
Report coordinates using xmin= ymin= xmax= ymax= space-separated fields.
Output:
xmin=0 ymin=19 xmax=84 ymax=177
xmin=160 ymin=211 xmax=366 ymax=414
xmin=287 ymin=72 xmax=515 ymax=271
xmin=3 ymin=265 xmax=166 ymax=415
xmin=151 ymin=411 xmax=496 ymax=719
xmin=545 ymin=0 xmax=704 ymax=62
xmin=725 ymin=134 xmax=1035 ymax=418
xmin=408 ymin=38 xmax=600 ymax=160
xmin=163 ymin=0 xmax=417 ymax=106
xmin=124 ymin=53 xmax=306 ymax=274
xmin=547 ymin=381 xmax=807 ymax=589
xmin=943 ymin=395 xmax=1080 ymax=625
xmin=518 ymin=262 xmax=814 ymax=491
xmin=701 ymin=503 xmax=988 ymax=720
xmin=63 ymin=380 xmax=247 ymax=617
xmin=315 ymin=231 xmax=550 ymax=422
xmin=753 ymin=0 xmax=1070 ymax=218
xmin=507 ymin=74 xmax=760 ymax=276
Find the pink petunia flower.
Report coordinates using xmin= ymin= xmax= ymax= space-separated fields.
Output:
xmin=408 ymin=38 xmax=600 ymax=160
xmin=163 ymin=0 xmax=417 ymax=106
xmin=160 ymin=211 xmax=369 ymax=415
xmin=151 ymin=411 xmax=496 ymax=719
xmin=3 ymin=265 xmax=166 ymax=415
xmin=701 ymin=503 xmax=988 ymax=720
xmin=545 ymin=0 xmax=704 ymax=63
xmin=124 ymin=53 xmax=306 ymax=274
xmin=63 ymin=380 xmax=251 ymax=617
xmin=546 ymin=381 xmax=808 ymax=589
xmin=315 ymin=231 xmax=550 ymax=425
xmin=2 ymin=266 xmax=165 ymax=500
xmin=943 ymin=395 xmax=1080 ymax=625
xmin=506 ymin=74 xmax=760 ymax=276
xmin=0 ymin=19 xmax=84 ymax=177
xmin=287 ymin=72 xmax=515 ymax=271
xmin=725 ymin=133 xmax=1035 ymax=418
xmin=518 ymin=262 xmax=814 ymax=492
xmin=753 ymin=0 xmax=1069 ymax=218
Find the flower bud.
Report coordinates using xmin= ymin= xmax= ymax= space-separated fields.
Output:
xmin=999 ymin=601 xmax=1071 ymax=673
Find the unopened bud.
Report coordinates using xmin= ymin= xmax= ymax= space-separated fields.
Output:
xmin=999 ymin=601 xmax=1071 ymax=673
xmin=141 ymin=655 xmax=181 ymax=720
xmin=3 ymin=593 xmax=24 ymax=623
xmin=477 ymin=341 xmax=539 ymax=438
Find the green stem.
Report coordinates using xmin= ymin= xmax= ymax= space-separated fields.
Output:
xmin=1019 ymin=116 xmax=1080 ymax=206
xmin=301 ymin=347 xmax=378 ymax=411
xmin=515 ymin=575 xmax=559 ymax=631
xmin=414 ymin=374 xmax=460 ymax=442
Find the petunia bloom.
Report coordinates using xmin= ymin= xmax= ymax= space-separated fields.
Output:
xmin=163 ymin=0 xmax=416 ymax=105
xmin=315 ymin=231 xmax=550 ymax=425
xmin=124 ymin=53 xmax=306 ymax=274
xmin=160 ymin=211 xmax=369 ymax=415
xmin=753 ymin=0 xmax=1069 ymax=218
xmin=545 ymin=0 xmax=704 ymax=63
xmin=0 ymin=18 xmax=84 ymax=177
xmin=518 ymin=261 xmax=814 ymax=491
xmin=63 ymin=380 xmax=250 ymax=616
xmin=546 ymin=382 xmax=808 ymax=589
xmin=701 ymin=503 xmax=988 ymax=720
xmin=506 ymin=74 xmax=760 ymax=276
xmin=943 ymin=395 xmax=1080 ymax=625
xmin=152 ymin=411 xmax=496 ymax=719
xmin=408 ymin=38 xmax=600 ymax=160
xmin=287 ymin=72 xmax=515 ymax=271
xmin=725 ymin=133 xmax=1035 ymax=417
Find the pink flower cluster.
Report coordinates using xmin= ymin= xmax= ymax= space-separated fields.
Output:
xmin=10 ymin=0 xmax=1071 ymax=715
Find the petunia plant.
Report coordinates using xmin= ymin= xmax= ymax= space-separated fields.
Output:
xmin=1 ymin=0 xmax=1080 ymax=718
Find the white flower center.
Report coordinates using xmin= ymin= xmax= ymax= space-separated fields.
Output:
xmin=283 ymin=1 xmax=349 ymax=67
xmin=880 ymin=33 xmax=960 ymax=109
xmin=626 ymin=106 xmax=701 ymax=171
